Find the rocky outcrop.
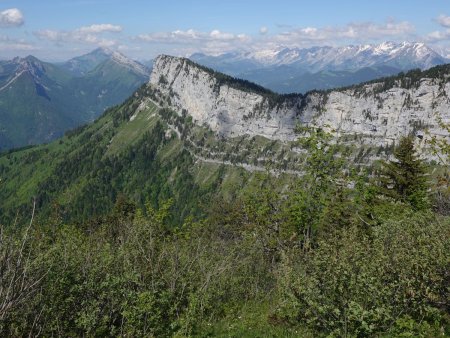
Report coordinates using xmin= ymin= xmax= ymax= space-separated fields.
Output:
xmin=150 ymin=54 xmax=450 ymax=152
xmin=150 ymin=55 xmax=301 ymax=140
xmin=303 ymin=80 xmax=450 ymax=147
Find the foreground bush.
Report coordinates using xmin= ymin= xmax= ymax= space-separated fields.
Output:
xmin=1 ymin=187 xmax=449 ymax=336
xmin=0 ymin=202 xmax=272 ymax=337
xmin=276 ymin=212 xmax=450 ymax=337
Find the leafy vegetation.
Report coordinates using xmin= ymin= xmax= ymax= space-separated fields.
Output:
xmin=1 ymin=117 xmax=449 ymax=336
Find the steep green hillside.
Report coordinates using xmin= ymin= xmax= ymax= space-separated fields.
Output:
xmin=0 ymin=57 xmax=78 ymax=147
xmin=0 ymin=51 xmax=149 ymax=151
xmin=0 ymin=85 xmax=276 ymax=225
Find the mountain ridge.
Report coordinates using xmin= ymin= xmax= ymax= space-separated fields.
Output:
xmin=189 ymin=41 xmax=449 ymax=93
xmin=0 ymin=49 xmax=150 ymax=150
xmin=192 ymin=41 xmax=448 ymax=70
xmin=150 ymin=54 xmax=450 ymax=155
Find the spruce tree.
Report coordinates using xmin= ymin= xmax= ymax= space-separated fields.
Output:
xmin=377 ymin=136 xmax=429 ymax=210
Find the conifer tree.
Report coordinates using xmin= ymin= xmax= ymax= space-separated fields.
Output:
xmin=377 ymin=136 xmax=429 ymax=210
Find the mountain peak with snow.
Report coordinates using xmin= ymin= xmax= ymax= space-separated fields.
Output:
xmin=192 ymin=41 xmax=448 ymax=73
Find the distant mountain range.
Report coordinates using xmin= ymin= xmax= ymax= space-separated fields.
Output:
xmin=0 ymin=48 xmax=150 ymax=150
xmin=189 ymin=42 xmax=449 ymax=93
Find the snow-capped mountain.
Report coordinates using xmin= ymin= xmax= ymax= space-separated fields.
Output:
xmin=433 ymin=46 xmax=450 ymax=60
xmin=189 ymin=42 xmax=449 ymax=93
xmin=192 ymin=42 xmax=447 ymax=73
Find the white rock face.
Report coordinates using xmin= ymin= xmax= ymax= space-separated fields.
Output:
xmin=150 ymin=55 xmax=450 ymax=155
xmin=150 ymin=55 xmax=301 ymax=140
xmin=303 ymin=80 xmax=450 ymax=148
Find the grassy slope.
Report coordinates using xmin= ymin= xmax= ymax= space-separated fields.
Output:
xmin=0 ymin=88 xmax=265 ymax=225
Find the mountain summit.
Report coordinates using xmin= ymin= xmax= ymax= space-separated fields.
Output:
xmin=62 ymin=47 xmax=113 ymax=76
xmin=62 ymin=47 xmax=149 ymax=77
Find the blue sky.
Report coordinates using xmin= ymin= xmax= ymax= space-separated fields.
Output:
xmin=1 ymin=0 xmax=450 ymax=61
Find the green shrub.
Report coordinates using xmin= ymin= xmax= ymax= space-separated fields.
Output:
xmin=275 ymin=212 xmax=450 ymax=337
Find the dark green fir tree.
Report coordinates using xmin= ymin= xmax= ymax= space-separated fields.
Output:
xmin=377 ymin=136 xmax=429 ymax=210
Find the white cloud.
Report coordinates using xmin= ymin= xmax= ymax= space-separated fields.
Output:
xmin=427 ymin=15 xmax=450 ymax=42
xmin=270 ymin=20 xmax=415 ymax=46
xmin=137 ymin=29 xmax=248 ymax=43
xmin=437 ymin=15 xmax=450 ymax=28
xmin=117 ymin=44 xmax=142 ymax=52
xmin=133 ymin=20 xmax=415 ymax=56
xmin=0 ymin=8 xmax=24 ymax=27
xmin=34 ymin=23 xmax=122 ymax=47
xmin=77 ymin=24 xmax=122 ymax=34
xmin=427 ymin=29 xmax=450 ymax=42
xmin=136 ymin=29 xmax=250 ymax=55
xmin=210 ymin=29 xmax=235 ymax=40
xmin=300 ymin=27 xmax=317 ymax=35
xmin=0 ymin=35 xmax=35 ymax=51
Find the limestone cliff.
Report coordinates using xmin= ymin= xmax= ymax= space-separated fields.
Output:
xmin=150 ymin=54 xmax=449 ymax=153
